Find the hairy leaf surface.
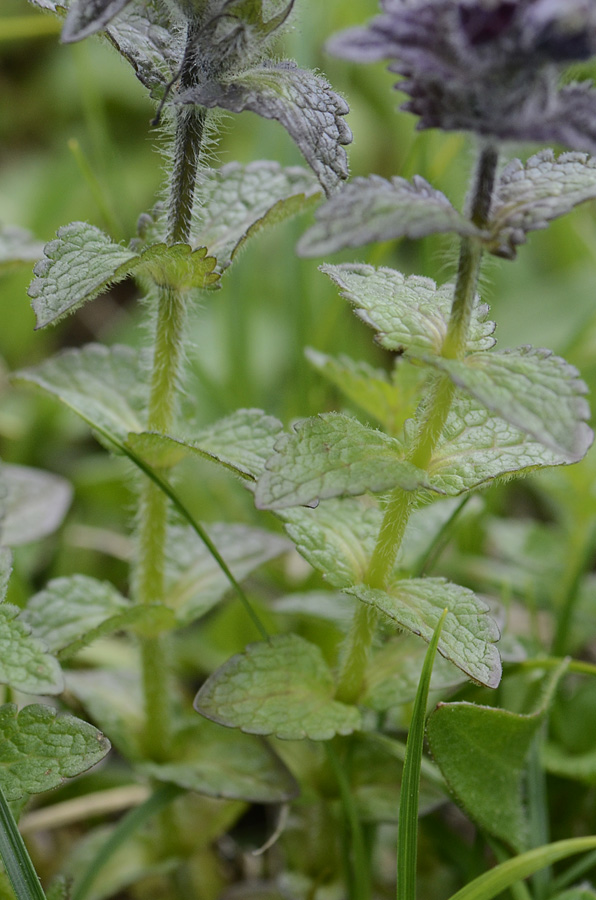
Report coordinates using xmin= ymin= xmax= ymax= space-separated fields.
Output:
xmin=195 ymin=161 xmax=320 ymax=270
xmin=141 ymin=715 xmax=299 ymax=803
xmin=427 ymin=392 xmax=571 ymax=494
xmin=15 ymin=344 xmax=147 ymax=441
xmin=347 ymin=578 xmax=501 ymax=689
xmin=0 ymin=464 xmax=72 ymax=546
xmin=0 ymin=224 xmax=44 ymax=272
xmin=427 ymin=664 xmax=566 ymax=850
xmin=0 ymin=549 xmax=63 ymax=695
xmin=127 ymin=408 xmax=283 ymax=478
xmin=422 ymin=347 xmax=593 ymax=462
xmin=322 ymin=264 xmax=495 ymax=355
xmin=22 ymin=575 xmax=174 ymax=661
xmin=490 ymin=150 xmax=596 ymax=258
xmin=165 ymin=522 xmax=289 ymax=625
xmin=298 ymin=174 xmax=482 ymax=255
xmin=195 ymin=634 xmax=361 ymax=740
xmin=29 ymin=222 xmax=218 ymax=329
xmin=179 ymin=62 xmax=351 ymax=195
xmin=256 ymin=413 xmax=435 ymax=510
xmin=105 ymin=0 xmax=179 ymax=91
xmin=0 ymin=704 xmax=109 ymax=800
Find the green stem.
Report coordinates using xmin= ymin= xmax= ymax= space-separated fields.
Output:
xmin=336 ymin=604 xmax=379 ymax=704
xmin=336 ymin=144 xmax=498 ymax=702
xmin=136 ymin=92 xmax=206 ymax=758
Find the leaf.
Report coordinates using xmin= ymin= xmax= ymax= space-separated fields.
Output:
xmin=105 ymin=0 xmax=180 ymax=92
xmin=164 ymin=522 xmax=290 ymax=626
xmin=346 ymin=578 xmax=501 ymax=689
xmin=21 ymin=575 xmax=175 ymax=661
xmin=421 ymin=347 xmax=593 ymax=462
xmin=427 ymin=392 xmax=572 ymax=495
xmin=62 ymin=0 xmax=132 ymax=41
xmin=15 ymin=344 xmax=147 ymax=442
xmin=195 ymin=633 xmax=362 ymax=740
xmin=305 ymin=348 xmax=426 ymax=435
xmin=195 ymin=161 xmax=320 ymax=271
xmin=0 ymin=464 xmax=72 ymax=546
xmin=255 ymin=413 xmax=436 ymax=511
xmin=0 ymin=549 xmax=63 ymax=696
xmin=126 ymin=408 xmax=283 ymax=478
xmin=364 ymin=635 xmax=467 ymax=712
xmin=140 ymin=715 xmax=299 ymax=803
xmin=0 ymin=704 xmax=109 ymax=801
xmin=0 ymin=224 xmax=44 ymax=272
xmin=280 ymin=497 xmax=382 ymax=588
xmin=542 ymin=742 xmax=596 ymax=784
xmin=179 ymin=62 xmax=351 ymax=195
xmin=297 ymin=174 xmax=483 ymax=256
xmin=490 ymin=150 xmax=596 ymax=259
xmin=321 ymin=263 xmax=495 ymax=356
xmin=28 ymin=222 xmax=218 ymax=329
xmin=427 ymin=663 xmax=566 ymax=850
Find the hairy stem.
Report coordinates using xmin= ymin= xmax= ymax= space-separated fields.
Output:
xmin=337 ymin=143 xmax=498 ymax=702
xmin=136 ymin=61 xmax=206 ymax=758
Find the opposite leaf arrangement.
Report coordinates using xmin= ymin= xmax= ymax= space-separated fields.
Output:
xmin=4 ymin=0 xmax=596 ymax=899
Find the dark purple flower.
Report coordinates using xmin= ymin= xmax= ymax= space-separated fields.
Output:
xmin=328 ymin=0 xmax=596 ymax=151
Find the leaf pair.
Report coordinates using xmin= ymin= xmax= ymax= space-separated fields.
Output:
xmin=299 ymin=151 xmax=596 ymax=260
xmin=29 ymin=161 xmax=320 ymax=329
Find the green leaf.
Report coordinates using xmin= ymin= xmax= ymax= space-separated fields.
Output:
xmin=281 ymin=497 xmax=382 ymax=588
xmin=15 ymin=344 xmax=147 ymax=442
xmin=551 ymin=889 xmax=596 ymax=900
xmin=0 ymin=549 xmax=63 ymax=696
xmin=0 ymin=784 xmax=47 ymax=900
xmin=364 ymin=635 xmax=467 ymax=712
xmin=542 ymin=742 xmax=596 ymax=784
xmin=346 ymin=578 xmax=501 ymax=688
xmin=427 ymin=663 xmax=567 ymax=850
xmin=28 ymin=223 xmax=218 ymax=329
xmin=321 ymin=263 xmax=495 ymax=356
xmin=305 ymin=348 xmax=426 ymax=435
xmin=21 ymin=575 xmax=175 ymax=661
xmin=0 ymin=224 xmax=44 ymax=273
xmin=0 ymin=704 xmax=109 ymax=800
xmin=421 ymin=347 xmax=593 ymax=462
xmin=180 ymin=62 xmax=351 ymax=195
xmin=0 ymin=464 xmax=72 ymax=546
xmin=297 ymin=174 xmax=483 ymax=256
xmin=490 ymin=150 xmax=596 ymax=259
xmin=255 ymin=413 xmax=436 ymax=511
xmin=195 ymin=633 xmax=361 ymax=740
xmin=164 ymin=522 xmax=289 ymax=626
xmin=126 ymin=407 xmax=283 ymax=478
xmin=195 ymin=161 xmax=320 ymax=271
xmin=448 ymin=837 xmax=596 ymax=900
xmin=140 ymin=715 xmax=299 ymax=803
xmin=280 ymin=496 xmax=463 ymax=588
xmin=427 ymin=392 xmax=572 ymax=495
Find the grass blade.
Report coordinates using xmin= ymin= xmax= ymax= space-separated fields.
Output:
xmin=448 ymin=837 xmax=596 ymax=900
xmin=0 ymin=783 xmax=47 ymax=900
xmin=397 ymin=607 xmax=448 ymax=900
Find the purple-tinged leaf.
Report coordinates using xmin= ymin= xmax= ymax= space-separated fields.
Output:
xmin=179 ymin=61 xmax=352 ymax=195
xmin=62 ymin=0 xmax=132 ymax=42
